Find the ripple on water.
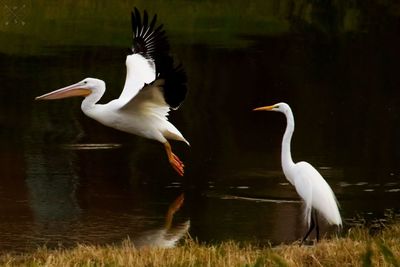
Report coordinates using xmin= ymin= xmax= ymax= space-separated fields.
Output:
xmin=386 ymin=188 xmax=400 ymax=193
xmin=363 ymin=189 xmax=375 ymax=192
xmin=61 ymin=143 xmax=122 ymax=150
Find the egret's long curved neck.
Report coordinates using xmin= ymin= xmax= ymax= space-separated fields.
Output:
xmin=281 ymin=109 xmax=296 ymax=179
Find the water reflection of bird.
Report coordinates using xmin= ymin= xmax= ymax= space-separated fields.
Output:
xmin=35 ymin=8 xmax=188 ymax=176
xmin=253 ymin=102 xmax=342 ymax=244
xmin=134 ymin=193 xmax=190 ymax=248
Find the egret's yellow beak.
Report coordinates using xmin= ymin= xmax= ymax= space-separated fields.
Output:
xmin=253 ymin=105 xmax=275 ymax=111
xmin=35 ymin=83 xmax=91 ymax=100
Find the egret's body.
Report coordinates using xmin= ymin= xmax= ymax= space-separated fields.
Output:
xmin=36 ymin=9 xmax=188 ymax=175
xmin=254 ymin=102 xmax=341 ymax=243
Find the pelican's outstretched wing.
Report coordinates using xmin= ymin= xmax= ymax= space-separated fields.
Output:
xmin=117 ymin=8 xmax=187 ymax=110
xmin=120 ymin=68 xmax=188 ymax=144
xmin=120 ymin=64 xmax=186 ymax=119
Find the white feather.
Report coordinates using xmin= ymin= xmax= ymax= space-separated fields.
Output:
xmin=118 ymin=54 xmax=156 ymax=106
xmin=293 ymin=162 xmax=342 ymax=226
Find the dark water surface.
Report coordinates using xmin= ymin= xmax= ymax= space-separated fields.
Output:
xmin=1 ymin=0 xmax=400 ymax=251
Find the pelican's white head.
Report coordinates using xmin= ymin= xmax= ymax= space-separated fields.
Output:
xmin=253 ymin=102 xmax=291 ymax=113
xmin=35 ymin=78 xmax=105 ymax=101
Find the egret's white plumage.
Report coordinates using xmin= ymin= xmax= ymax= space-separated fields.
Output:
xmin=254 ymin=102 xmax=341 ymax=243
xmin=36 ymin=8 xmax=188 ymax=176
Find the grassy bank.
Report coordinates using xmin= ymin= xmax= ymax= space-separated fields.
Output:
xmin=1 ymin=223 xmax=399 ymax=266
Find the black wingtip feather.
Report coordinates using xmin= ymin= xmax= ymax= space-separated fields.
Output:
xmin=149 ymin=14 xmax=157 ymax=30
xmin=134 ymin=8 xmax=141 ymax=31
xmin=157 ymin=56 xmax=188 ymax=109
xmin=143 ymin=10 xmax=148 ymax=29
xmin=131 ymin=8 xmax=169 ymax=60
xmin=131 ymin=8 xmax=187 ymax=108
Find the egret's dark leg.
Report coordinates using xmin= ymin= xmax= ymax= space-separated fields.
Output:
xmin=314 ymin=209 xmax=320 ymax=242
xmin=301 ymin=211 xmax=315 ymax=245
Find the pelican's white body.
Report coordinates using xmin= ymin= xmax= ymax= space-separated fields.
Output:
xmin=83 ymin=100 xmax=186 ymax=144
xmin=76 ymin=54 xmax=188 ymax=145
xmin=274 ymin=103 xmax=342 ymax=227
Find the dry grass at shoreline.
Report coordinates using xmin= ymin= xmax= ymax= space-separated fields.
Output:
xmin=1 ymin=224 xmax=399 ymax=267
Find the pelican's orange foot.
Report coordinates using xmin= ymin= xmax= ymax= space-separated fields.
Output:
xmin=164 ymin=142 xmax=185 ymax=176
xmin=169 ymin=153 xmax=184 ymax=176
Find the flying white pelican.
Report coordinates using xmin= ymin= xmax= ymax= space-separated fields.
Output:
xmin=253 ymin=102 xmax=342 ymax=244
xmin=35 ymin=8 xmax=189 ymax=176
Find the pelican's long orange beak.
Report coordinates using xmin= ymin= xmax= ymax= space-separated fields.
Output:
xmin=35 ymin=82 xmax=91 ymax=100
xmin=253 ymin=105 xmax=275 ymax=111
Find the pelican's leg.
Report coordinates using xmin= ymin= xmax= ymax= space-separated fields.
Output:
xmin=165 ymin=193 xmax=185 ymax=230
xmin=301 ymin=211 xmax=315 ymax=245
xmin=314 ymin=210 xmax=320 ymax=241
xmin=164 ymin=141 xmax=185 ymax=176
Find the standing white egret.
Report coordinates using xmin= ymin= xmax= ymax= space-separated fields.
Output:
xmin=35 ymin=8 xmax=189 ymax=176
xmin=253 ymin=102 xmax=342 ymax=243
